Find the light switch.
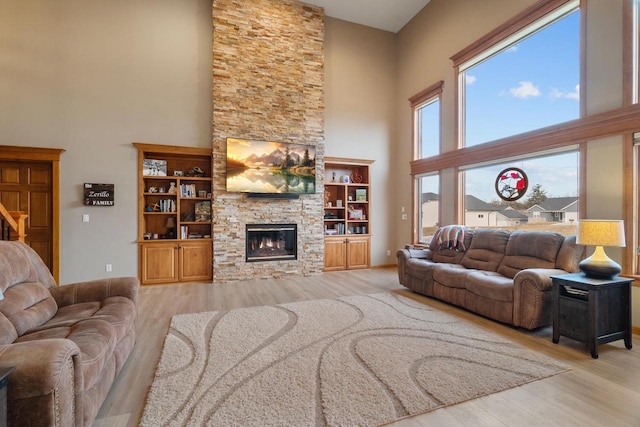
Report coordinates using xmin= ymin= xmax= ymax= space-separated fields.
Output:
xmin=82 ymin=214 xmax=90 ymax=223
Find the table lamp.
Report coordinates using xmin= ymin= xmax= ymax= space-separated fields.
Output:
xmin=576 ymin=219 xmax=625 ymax=279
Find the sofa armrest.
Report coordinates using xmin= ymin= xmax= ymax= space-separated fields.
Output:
xmin=0 ymin=339 xmax=82 ymax=426
xmin=397 ymin=247 xmax=432 ymax=261
xmin=50 ymin=277 xmax=140 ymax=308
xmin=512 ymin=268 xmax=569 ymax=329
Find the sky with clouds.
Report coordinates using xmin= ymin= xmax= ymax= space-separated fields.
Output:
xmin=463 ymin=10 xmax=580 ymax=147
xmin=420 ymin=10 xmax=580 ymax=203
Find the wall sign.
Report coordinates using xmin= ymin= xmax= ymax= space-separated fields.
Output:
xmin=84 ymin=183 xmax=114 ymax=206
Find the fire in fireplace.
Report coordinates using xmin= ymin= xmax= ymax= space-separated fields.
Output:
xmin=246 ymin=224 xmax=297 ymax=262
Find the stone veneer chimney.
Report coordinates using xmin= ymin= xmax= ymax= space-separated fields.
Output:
xmin=212 ymin=0 xmax=325 ymax=282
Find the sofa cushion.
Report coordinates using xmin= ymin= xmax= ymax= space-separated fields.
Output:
xmin=17 ymin=318 xmax=117 ymax=391
xmin=497 ymin=231 xmax=565 ymax=279
xmin=432 ymin=264 xmax=473 ymax=289
xmin=0 ymin=282 xmax=58 ymax=337
xmin=27 ymin=296 xmax=137 ymax=347
xmin=465 ymin=271 xmax=514 ymax=302
xmin=460 ymin=229 xmax=510 ymax=272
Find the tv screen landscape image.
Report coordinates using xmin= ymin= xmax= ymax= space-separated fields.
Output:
xmin=226 ymin=138 xmax=316 ymax=194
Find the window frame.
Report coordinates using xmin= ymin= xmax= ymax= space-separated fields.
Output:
xmin=623 ymin=0 xmax=640 ymax=277
xmin=410 ymin=81 xmax=444 ymax=160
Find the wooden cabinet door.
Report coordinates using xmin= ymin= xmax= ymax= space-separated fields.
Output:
xmin=179 ymin=240 xmax=212 ymax=282
xmin=346 ymin=236 xmax=370 ymax=270
xmin=140 ymin=242 xmax=178 ymax=284
xmin=324 ymin=237 xmax=347 ymax=271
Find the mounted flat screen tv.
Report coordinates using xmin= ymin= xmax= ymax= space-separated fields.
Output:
xmin=226 ymin=138 xmax=316 ymax=195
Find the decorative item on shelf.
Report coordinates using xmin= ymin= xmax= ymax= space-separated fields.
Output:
xmin=324 ymin=189 xmax=330 ymax=206
xmin=342 ymin=175 xmax=350 ymax=183
xmin=348 ymin=195 xmax=353 ymax=201
xmin=158 ymin=187 xmax=166 ymax=193
xmin=350 ymin=170 xmax=363 ymax=183
xmin=166 ymin=216 xmax=176 ymax=239
xmin=143 ymin=232 xmax=151 ymax=240
xmin=355 ymin=189 xmax=367 ymax=201
xmin=576 ymin=219 xmax=626 ymax=279
xmin=495 ymin=167 xmax=528 ymax=202
xmin=148 ymin=186 xmax=158 ymax=193
xmin=152 ymin=202 xmax=161 ymax=212
xmin=168 ymin=182 xmax=177 ymax=194
xmin=336 ymin=200 xmax=343 ymax=208
xmin=145 ymin=205 xmax=153 ymax=212
xmin=332 ymin=172 xmax=336 ymax=182
xmin=173 ymin=170 xmax=184 ymax=176
xmin=327 ymin=202 xmax=332 ymax=207
xmin=198 ymin=190 xmax=207 ymax=198
xmin=181 ymin=212 xmax=195 ymax=222
xmin=186 ymin=166 xmax=205 ymax=177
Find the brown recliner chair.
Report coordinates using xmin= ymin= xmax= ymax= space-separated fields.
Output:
xmin=0 ymin=241 xmax=139 ymax=426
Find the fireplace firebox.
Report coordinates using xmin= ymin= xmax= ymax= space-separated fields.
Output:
xmin=246 ymin=224 xmax=297 ymax=262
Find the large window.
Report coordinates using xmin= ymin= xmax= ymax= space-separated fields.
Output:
xmin=417 ymin=174 xmax=440 ymax=244
xmin=461 ymin=150 xmax=579 ymax=235
xmin=416 ymin=99 xmax=440 ymax=159
xmin=458 ymin=3 xmax=580 ymax=146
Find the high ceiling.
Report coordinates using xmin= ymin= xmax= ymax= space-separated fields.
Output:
xmin=303 ymin=0 xmax=431 ymax=33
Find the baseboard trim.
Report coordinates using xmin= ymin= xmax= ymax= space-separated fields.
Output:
xmin=372 ymin=264 xmax=397 ymax=269
xmin=633 ymin=325 xmax=640 ymax=336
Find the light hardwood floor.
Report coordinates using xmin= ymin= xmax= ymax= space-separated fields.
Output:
xmin=94 ymin=268 xmax=640 ymax=426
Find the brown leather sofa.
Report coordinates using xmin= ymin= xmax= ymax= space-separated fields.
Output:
xmin=397 ymin=227 xmax=584 ymax=330
xmin=0 ymin=241 xmax=139 ymax=426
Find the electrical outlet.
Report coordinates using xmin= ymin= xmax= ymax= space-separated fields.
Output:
xmin=387 ymin=249 xmax=391 ymax=256
xmin=82 ymin=214 xmax=90 ymax=223
xmin=402 ymin=214 xmax=408 ymax=220
xmin=105 ymin=264 xmax=112 ymax=272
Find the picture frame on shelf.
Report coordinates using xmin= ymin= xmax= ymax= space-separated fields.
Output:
xmin=195 ymin=201 xmax=211 ymax=222
xmin=355 ymin=189 xmax=367 ymax=201
xmin=348 ymin=208 xmax=364 ymax=220
xmin=143 ymin=159 xmax=167 ymax=176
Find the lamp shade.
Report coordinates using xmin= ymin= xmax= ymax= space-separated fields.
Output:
xmin=576 ymin=219 xmax=625 ymax=247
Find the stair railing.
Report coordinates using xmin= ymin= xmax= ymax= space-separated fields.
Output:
xmin=0 ymin=202 xmax=27 ymax=242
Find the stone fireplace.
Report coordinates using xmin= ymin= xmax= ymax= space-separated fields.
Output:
xmin=246 ymin=224 xmax=297 ymax=262
xmin=211 ymin=0 xmax=325 ymax=282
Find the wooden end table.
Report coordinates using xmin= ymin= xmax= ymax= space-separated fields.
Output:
xmin=551 ymin=273 xmax=633 ymax=359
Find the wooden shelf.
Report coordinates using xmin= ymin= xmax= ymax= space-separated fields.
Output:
xmin=134 ymin=142 xmax=213 ymax=285
xmin=323 ymin=157 xmax=373 ymax=270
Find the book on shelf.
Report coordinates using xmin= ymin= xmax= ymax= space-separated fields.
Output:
xmin=195 ymin=201 xmax=211 ymax=222
xmin=180 ymin=184 xmax=197 ymax=197
xmin=355 ymin=189 xmax=367 ymax=201
xmin=180 ymin=225 xmax=188 ymax=239
xmin=159 ymin=199 xmax=176 ymax=212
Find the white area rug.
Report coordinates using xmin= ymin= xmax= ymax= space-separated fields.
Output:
xmin=141 ymin=292 xmax=567 ymax=426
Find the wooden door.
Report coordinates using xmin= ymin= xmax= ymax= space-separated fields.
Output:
xmin=324 ymin=237 xmax=347 ymax=271
xmin=179 ymin=240 xmax=212 ymax=282
xmin=346 ymin=236 xmax=370 ymax=270
xmin=0 ymin=160 xmax=53 ymax=270
xmin=140 ymin=242 xmax=179 ymax=284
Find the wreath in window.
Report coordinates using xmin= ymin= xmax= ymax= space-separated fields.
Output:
xmin=495 ymin=167 xmax=528 ymax=202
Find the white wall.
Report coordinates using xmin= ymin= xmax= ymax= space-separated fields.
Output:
xmin=0 ymin=0 xmax=213 ymax=283
xmin=324 ymin=17 xmax=397 ymax=266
